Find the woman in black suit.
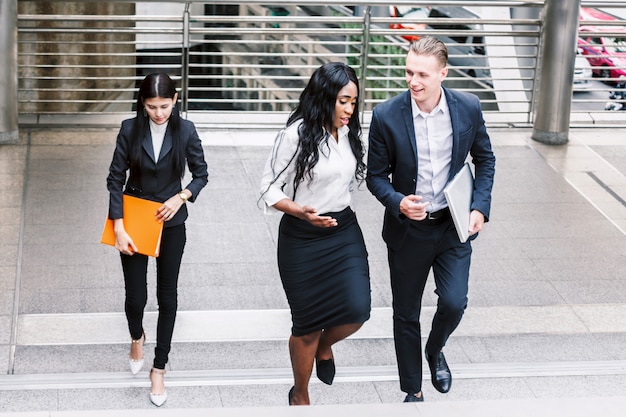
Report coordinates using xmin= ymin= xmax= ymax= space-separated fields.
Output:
xmin=106 ymin=73 xmax=208 ymax=407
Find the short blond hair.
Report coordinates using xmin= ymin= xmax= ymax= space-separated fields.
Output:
xmin=408 ymin=36 xmax=448 ymax=67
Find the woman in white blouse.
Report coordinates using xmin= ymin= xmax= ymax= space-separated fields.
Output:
xmin=259 ymin=62 xmax=371 ymax=406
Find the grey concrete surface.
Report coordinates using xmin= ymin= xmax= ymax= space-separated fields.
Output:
xmin=1 ymin=124 xmax=626 ymax=415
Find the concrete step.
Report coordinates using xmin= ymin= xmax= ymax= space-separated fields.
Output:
xmin=2 ymin=365 xmax=626 ymax=413
xmin=4 ymin=360 xmax=626 ymax=390
xmin=4 ymin=307 xmax=626 ymax=412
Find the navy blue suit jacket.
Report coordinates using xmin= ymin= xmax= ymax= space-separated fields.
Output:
xmin=107 ymin=117 xmax=208 ymax=228
xmin=366 ymin=87 xmax=495 ymax=250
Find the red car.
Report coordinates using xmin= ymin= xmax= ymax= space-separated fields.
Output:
xmin=578 ymin=7 xmax=626 ymax=80
xmin=579 ymin=7 xmax=617 ymax=21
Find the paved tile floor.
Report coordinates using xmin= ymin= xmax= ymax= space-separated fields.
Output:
xmin=1 ymin=124 xmax=626 ymax=415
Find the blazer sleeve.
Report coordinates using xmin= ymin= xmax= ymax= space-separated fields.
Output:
xmin=106 ymin=119 xmax=133 ymax=220
xmin=366 ymin=103 xmax=407 ymax=219
xmin=467 ymin=97 xmax=496 ymax=221
xmin=181 ymin=120 xmax=208 ymax=202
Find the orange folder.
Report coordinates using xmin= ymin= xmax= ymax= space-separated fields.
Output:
xmin=101 ymin=195 xmax=164 ymax=257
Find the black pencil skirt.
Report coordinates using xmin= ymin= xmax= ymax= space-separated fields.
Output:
xmin=278 ymin=207 xmax=371 ymax=336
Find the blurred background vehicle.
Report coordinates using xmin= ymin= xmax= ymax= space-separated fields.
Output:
xmin=578 ymin=28 xmax=626 ymax=80
xmin=388 ymin=5 xmax=429 ymax=42
xmin=605 ymin=76 xmax=626 ymax=110
xmin=574 ymin=48 xmax=594 ymax=91
xmin=578 ymin=7 xmax=626 ymax=81
xmin=389 ymin=5 xmax=490 ymax=82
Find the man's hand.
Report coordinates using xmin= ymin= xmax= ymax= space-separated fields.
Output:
xmin=468 ymin=210 xmax=485 ymax=236
xmin=399 ymin=195 xmax=430 ymax=221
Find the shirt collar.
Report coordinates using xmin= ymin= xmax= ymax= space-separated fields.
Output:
xmin=325 ymin=124 xmax=350 ymax=140
xmin=411 ymin=87 xmax=448 ymax=119
xmin=338 ymin=124 xmax=350 ymax=138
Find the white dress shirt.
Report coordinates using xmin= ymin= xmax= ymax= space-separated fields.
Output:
xmin=259 ymin=121 xmax=357 ymax=215
xmin=149 ymin=119 xmax=168 ymax=162
xmin=411 ymin=88 xmax=453 ymax=212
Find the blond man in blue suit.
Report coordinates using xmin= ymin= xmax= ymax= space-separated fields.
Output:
xmin=367 ymin=37 xmax=495 ymax=402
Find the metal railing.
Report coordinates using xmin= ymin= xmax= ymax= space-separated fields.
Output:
xmin=16 ymin=1 xmax=626 ymax=127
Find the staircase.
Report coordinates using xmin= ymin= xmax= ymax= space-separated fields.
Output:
xmin=2 ymin=125 xmax=626 ymax=414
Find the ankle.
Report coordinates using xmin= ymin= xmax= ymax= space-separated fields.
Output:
xmin=150 ymin=367 xmax=166 ymax=376
xmin=129 ymin=332 xmax=145 ymax=360
xmin=150 ymin=368 xmax=166 ymax=392
xmin=131 ymin=331 xmax=145 ymax=344
xmin=315 ymin=342 xmax=333 ymax=361
xmin=290 ymin=388 xmax=310 ymax=406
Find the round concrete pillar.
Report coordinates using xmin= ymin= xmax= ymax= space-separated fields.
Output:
xmin=531 ymin=0 xmax=581 ymax=145
xmin=0 ymin=0 xmax=18 ymax=143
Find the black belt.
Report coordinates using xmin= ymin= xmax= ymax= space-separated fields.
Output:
xmin=419 ymin=207 xmax=450 ymax=225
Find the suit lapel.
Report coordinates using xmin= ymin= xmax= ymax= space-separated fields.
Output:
xmin=142 ymin=131 xmax=156 ymax=163
xmin=142 ymin=125 xmax=173 ymax=163
xmin=158 ymin=129 xmax=173 ymax=163
xmin=400 ymin=91 xmax=418 ymax=164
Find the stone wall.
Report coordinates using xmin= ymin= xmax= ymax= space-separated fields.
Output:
xmin=18 ymin=2 xmax=136 ymax=113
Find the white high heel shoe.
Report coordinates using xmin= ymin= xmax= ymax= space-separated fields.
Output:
xmin=129 ymin=332 xmax=145 ymax=375
xmin=149 ymin=368 xmax=168 ymax=407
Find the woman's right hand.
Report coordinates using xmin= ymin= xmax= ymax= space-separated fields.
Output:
xmin=272 ymin=199 xmax=338 ymax=228
xmin=300 ymin=205 xmax=338 ymax=228
xmin=113 ymin=219 xmax=138 ymax=255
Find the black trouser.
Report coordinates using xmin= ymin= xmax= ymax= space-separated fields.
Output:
xmin=121 ymin=223 xmax=186 ymax=369
xmin=388 ymin=217 xmax=471 ymax=394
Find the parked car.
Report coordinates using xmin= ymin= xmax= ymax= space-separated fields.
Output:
xmin=578 ymin=7 xmax=626 ymax=80
xmin=579 ymin=6 xmax=620 ymax=22
xmin=578 ymin=29 xmax=626 ymax=80
xmin=427 ymin=7 xmax=489 ymax=80
xmin=389 ymin=6 xmax=490 ymax=82
xmin=573 ymin=48 xmax=593 ymax=91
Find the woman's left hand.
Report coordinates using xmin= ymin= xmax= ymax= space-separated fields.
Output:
xmin=156 ymin=194 xmax=185 ymax=222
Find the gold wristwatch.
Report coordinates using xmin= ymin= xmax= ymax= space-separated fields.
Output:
xmin=178 ymin=191 xmax=189 ymax=203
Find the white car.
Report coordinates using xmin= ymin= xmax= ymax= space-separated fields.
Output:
xmin=573 ymin=49 xmax=593 ymax=91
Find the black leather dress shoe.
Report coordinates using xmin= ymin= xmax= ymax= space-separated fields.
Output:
xmin=316 ymin=358 xmax=335 ymax=385
xmin=403 ymin=392 xmax=424 ymax=402
xmin=426 ymin=351 xmax=452 ymax=393
xmin=288 ymin=386 xmax=294 ymax=405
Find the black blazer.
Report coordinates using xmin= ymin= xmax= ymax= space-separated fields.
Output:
xmin=366 ymin=87 xmax=496 ymax=250
xmin=107 ymin=117 xmax=208 ymax=228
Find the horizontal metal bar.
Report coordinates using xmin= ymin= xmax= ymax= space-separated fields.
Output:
xmin=18 ymin=76 xmax=166 ymax=80
xmin=18 ymin=28 xmax=183 ymax=34
xmin=19 ymin=53 xmax=181 ymax=57
xmin=18 ymin=14 xmax=181 ymax=22
xmin=18 ymin=88 xmax=138 ymax=92
xmin=22 ymin=65 xmax=181 ymax=69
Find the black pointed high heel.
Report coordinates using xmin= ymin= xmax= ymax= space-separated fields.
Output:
xmin=316 ymin=358 xmax=335 ymax=385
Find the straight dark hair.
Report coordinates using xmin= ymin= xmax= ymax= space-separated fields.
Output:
xmin=129 ymin=73 xmax=185 ymax=183
xmin=287 ymin=62 xmax=365 ymax=194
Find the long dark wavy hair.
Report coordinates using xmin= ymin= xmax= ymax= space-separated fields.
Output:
xmin=287 ymin=62 xmax=366 ymax=195
xmin=129 ymin=73 xmax=185 ymax=183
